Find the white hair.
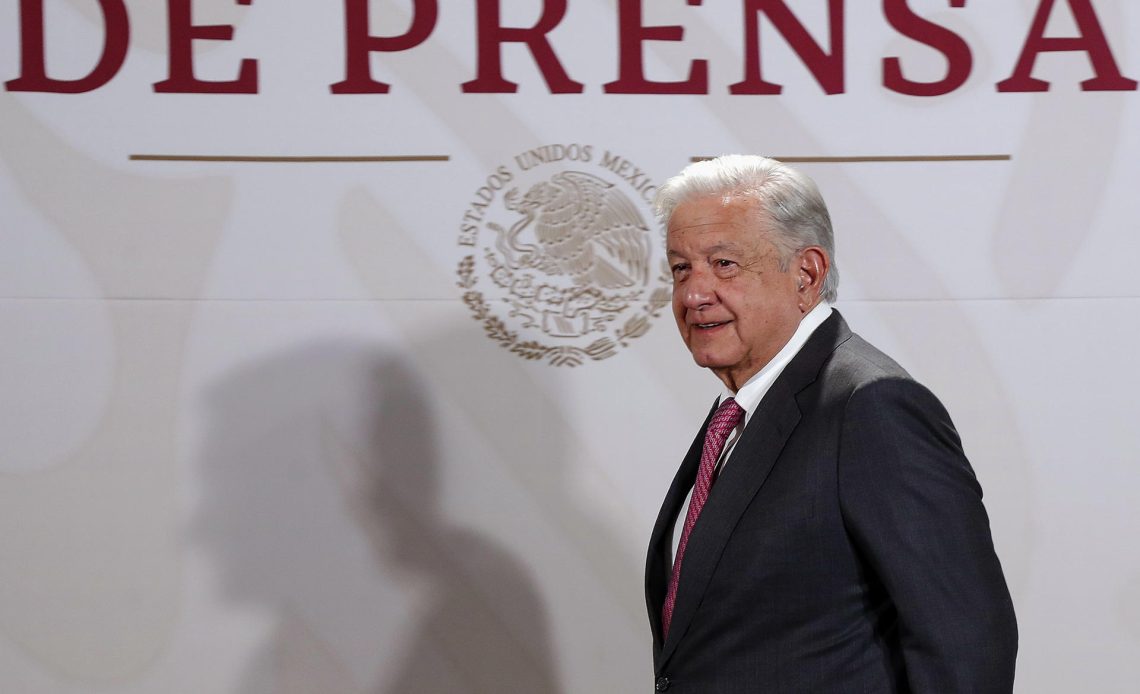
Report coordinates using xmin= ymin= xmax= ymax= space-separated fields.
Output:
xmin=654 ymin=154 xmax=839 ymax=303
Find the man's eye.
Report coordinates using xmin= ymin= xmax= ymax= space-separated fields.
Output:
xmin=714 ymin=259 xmax=736 ymax=268
xmin=671 ymin=263 xmax=690 ymax=275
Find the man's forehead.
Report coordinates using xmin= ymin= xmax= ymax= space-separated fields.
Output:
xmin=670 ymin=194 xmax=773 ymax=228
xmin=667 ymin=212 xmax=772 ymax=255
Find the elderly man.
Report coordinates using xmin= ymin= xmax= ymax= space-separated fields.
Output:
xmin=645 ymin=155 xmax=1017 ymax=692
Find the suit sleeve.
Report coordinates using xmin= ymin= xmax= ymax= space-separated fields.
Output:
xmin=837 ymin=377 xmax=1018 ymax=693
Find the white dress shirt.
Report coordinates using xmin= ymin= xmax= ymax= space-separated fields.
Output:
xmin=670 ymin=302 xmax=833 ymax=563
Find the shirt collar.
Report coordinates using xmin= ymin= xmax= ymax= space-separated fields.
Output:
xmin=720 ymin=302 xmax=833 ymax=419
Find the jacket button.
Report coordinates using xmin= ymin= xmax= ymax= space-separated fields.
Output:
xmin=655 ymin=675 xmax=670 ymax=691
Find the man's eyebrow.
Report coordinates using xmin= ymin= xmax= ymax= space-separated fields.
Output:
xmin=670 ymin=243 xmax=743 ymax=254
xmin=668 ymin=243 xmax=743 ymax=258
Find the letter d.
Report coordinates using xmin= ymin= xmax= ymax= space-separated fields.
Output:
xmin=6 ymin=0 xmax=130 ymax=93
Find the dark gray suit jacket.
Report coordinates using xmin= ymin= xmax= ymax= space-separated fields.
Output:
xmin=646 ymin=312 xmax=1017 ymax=692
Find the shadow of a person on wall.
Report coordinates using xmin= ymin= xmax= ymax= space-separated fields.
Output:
xmin=355 ymin=351 xmax=563 ymax=694
xmin=195 ymin=341 xmax=561 ymax=693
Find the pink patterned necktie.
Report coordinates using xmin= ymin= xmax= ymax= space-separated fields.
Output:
xmin=661 ymin=397 xmax=745 ymax=639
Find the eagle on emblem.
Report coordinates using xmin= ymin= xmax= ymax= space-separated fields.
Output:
xmin=491 ymin=171 xmax=652 ymax=289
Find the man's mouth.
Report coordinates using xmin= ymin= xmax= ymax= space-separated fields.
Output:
xmin=694 ymin=321 xmax=729 ymax=330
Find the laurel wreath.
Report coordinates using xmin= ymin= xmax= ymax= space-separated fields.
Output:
xmin=457 ymin=255 xmax=670 ymax=367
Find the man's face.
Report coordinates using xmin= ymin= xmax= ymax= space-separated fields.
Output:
xmin=667 ymin=194 xmax=807 ymax=391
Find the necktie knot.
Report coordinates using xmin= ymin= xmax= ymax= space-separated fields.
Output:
xmin=709 ymin=397 xmax=744 ymax=441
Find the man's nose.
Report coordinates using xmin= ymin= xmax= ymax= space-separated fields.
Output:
xmin=681 ymin=270 xmax=716 ymax=310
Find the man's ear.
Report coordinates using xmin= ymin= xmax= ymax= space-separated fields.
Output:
xmin=797 ymin=246 xmax=829 ymax=311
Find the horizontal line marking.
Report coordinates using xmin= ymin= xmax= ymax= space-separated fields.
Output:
xmin=691 ymin=155 xmax=1012 ymax=163
xmin=129 ymin=154 xmax=450 ymax=163
xmin=3 ymin=296 xmax=1136 ymax=304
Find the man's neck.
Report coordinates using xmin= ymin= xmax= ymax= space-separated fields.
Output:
xmin=717 ymin=302 xmax=833 ymax=398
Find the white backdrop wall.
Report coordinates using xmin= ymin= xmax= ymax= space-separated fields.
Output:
xmin=2 ymin=1 xmax=1138 ymax=692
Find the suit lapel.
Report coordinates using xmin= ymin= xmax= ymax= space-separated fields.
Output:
xmin=655 ymin=312 xmax=853 ymax=667
xmin=645 ymin=400 xmax=717 ymax=654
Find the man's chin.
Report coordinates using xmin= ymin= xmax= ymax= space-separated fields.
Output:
xmin=690 ymin=352 xmax=733 ymax=371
